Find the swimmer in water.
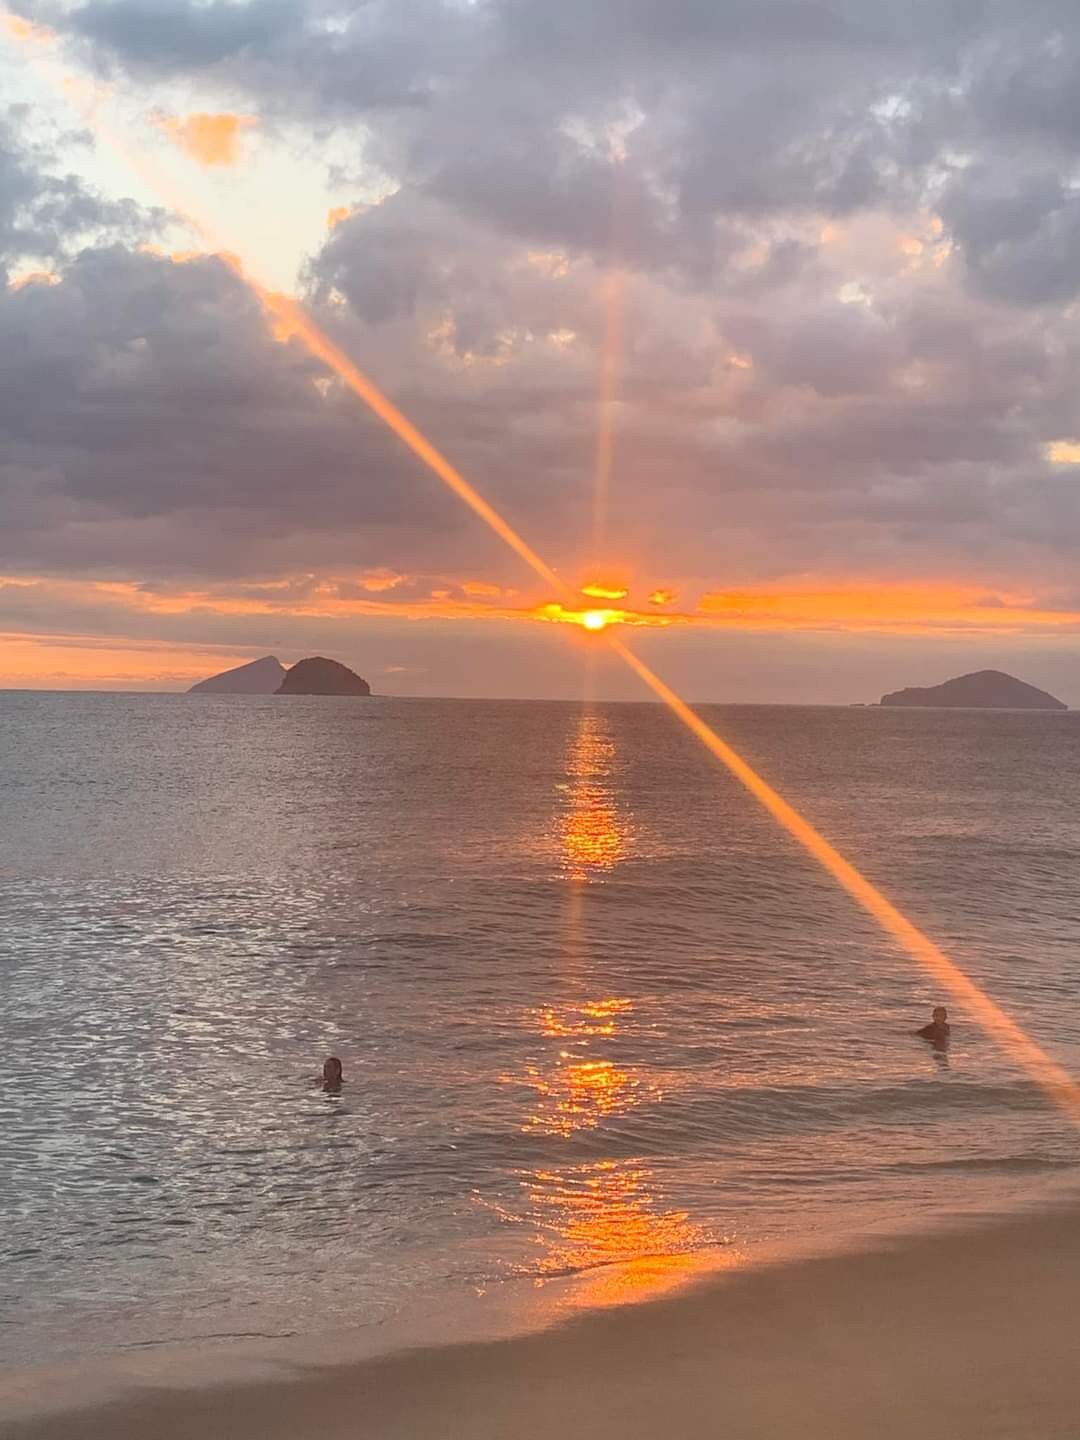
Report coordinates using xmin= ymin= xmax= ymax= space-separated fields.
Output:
xmin=917 ymin=1006 xmax=950 ymax=1047
xmin=320 ymin=1056 xmax=344 ymax=1092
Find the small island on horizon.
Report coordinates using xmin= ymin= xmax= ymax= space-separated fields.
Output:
xmin=880 ymin=669 xmax=1067 ymax=711
xmin=189 ymin=655 xmax=371 ymax=697
xmin=276 ymin=657 xmax=371 ymax=696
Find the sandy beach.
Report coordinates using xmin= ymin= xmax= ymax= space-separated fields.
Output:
xmin=6 ymin=1202 xmax=1080 ymax=1440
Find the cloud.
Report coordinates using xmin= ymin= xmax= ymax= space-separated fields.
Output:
xmin=154 ymin=111 xmax=257 ymax=168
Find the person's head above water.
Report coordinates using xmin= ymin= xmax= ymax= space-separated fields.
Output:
xmin=917 ymin=1006 xmax=950 ymax=1043
xmin=322 ymin=1056 xmax=343 ymax=1089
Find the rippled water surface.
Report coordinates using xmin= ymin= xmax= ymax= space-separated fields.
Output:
xmin=3 ymin=693 xmax=1080 ymax=1364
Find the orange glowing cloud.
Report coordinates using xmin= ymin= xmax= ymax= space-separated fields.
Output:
xmin=327 ymin=206 xmax=355 ymax=229
xmin=355 ymin=568 xmax=408 ymax=593
xmin=581 ymin=582 xmax=628 ymax=600
xmin=1 ymin=11 xmax=54 ymax=44
xmin=462 ymin=580 xmax=507 ymax=599
xmin=8 ymin=269 xmax=61 ymax=290
xmin=1046 ymin=440 xmax=1080 ymax=465
xmin=155 ymin=112 xmax=257 ymax=168
xmin=649 ymin=588 xmax=677 ymax=606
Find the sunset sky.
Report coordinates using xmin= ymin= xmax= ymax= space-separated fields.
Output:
xmin=3 ymin=1 xmax=1080 ymax=701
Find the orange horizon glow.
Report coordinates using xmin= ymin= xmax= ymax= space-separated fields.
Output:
xmin=696 ymin=583 xmax=1080 ymax=634
xmin=9 ymin=566 xmax=1080 ymax=669
xmin=0 ymin=631 xmax=256 ymax=688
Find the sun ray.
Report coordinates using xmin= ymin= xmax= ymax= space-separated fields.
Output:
xmin=591 ymin=155 xmax=630 ymax=560
xmin=593 ymin=265 xmax=624 ymax=551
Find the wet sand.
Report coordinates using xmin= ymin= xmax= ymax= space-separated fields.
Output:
xmin=6 ymin=1204 xmax=1080 ymax=1440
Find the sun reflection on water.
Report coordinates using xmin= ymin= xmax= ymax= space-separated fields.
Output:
xmin=493 ymin=709 xmax=718 ymax=1313
xmin=505 ymin=998 xmax=650 ymax=1137
xmin=520 ymin=1158 xmax=718 ymax=1307
xmin=515 ymin=1053 xmax=642 ymax=1137
xmin=500 ymin=994 xmax=715 ymax=1309
xmin=537 ymin=996 xmax=632 ymax=1038
xmin=556 ymin=708 xmax=628 ymax=880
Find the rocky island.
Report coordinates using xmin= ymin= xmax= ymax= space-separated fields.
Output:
xmin=276 ymin=657 xmax=371 ymax=696
xmin=880 ymin=669 xmax=1066 ymax=710
xmin=188 ymin=655 xmax=286 ymax=694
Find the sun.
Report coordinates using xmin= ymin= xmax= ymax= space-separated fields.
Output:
xmin=581 ymin=610 xmax=609 ymax=631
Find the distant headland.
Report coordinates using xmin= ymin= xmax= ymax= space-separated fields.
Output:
xmin=880 ymin=670 xmax=1067 ymax=711
xmin=189 ymin=655 xmax=371 ymax=697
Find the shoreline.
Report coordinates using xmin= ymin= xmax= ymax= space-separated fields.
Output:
xmin=6 ymin=1198 xmax=1080 ymax=1439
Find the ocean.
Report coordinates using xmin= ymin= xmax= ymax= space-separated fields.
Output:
xmin=2 ymin=691 xmax=1080 ymax=1367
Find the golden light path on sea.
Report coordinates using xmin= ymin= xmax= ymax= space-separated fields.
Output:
xmin=6 ymin=11 xmax=1080 ymax=1131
